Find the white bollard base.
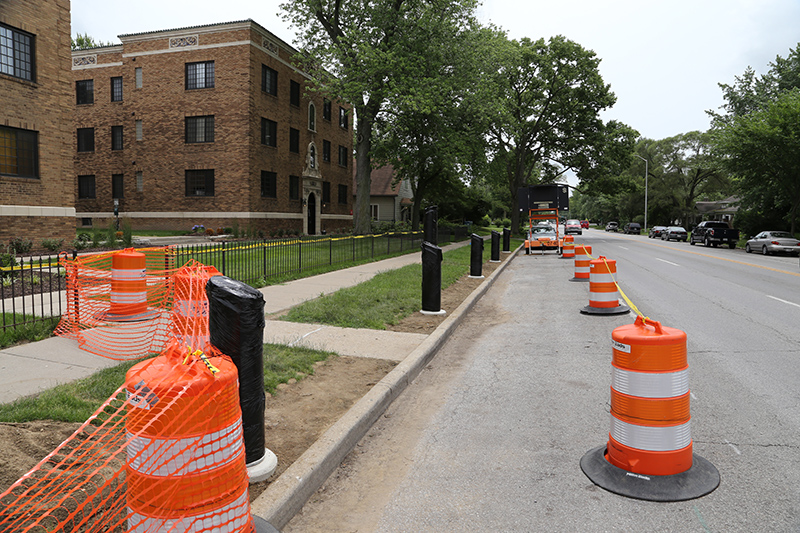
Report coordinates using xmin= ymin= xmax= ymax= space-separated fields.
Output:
xmin=247 ymin=448 xmax=278 ymax=483
xmin=468 ymin=275 xmax=485 ymax=279
xmin=420 ymin=309 xmax=446 ymax=316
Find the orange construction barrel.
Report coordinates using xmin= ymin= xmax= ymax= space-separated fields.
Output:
xmin=108 ymin=249 xmax=149 ymax=321
xmin=570 ymin=245 xmax=592 ymax=282
xmin=562 ymin=235 xmax=575 ymax=259
xmin=171 ymin=265 xmax=221 ymax=352
xmin=580 ymin=256 xmax=629 ymax=315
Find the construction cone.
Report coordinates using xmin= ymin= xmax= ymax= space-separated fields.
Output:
xmin=580 ymin=257 xmax=629 ymax=315
xmin=580 ymin=316 xmax=720 ymax=501
xmin=562 ymin=236 xmax=575 ymax=259
xmin=570 ymin=245 xmax=591 ymax=282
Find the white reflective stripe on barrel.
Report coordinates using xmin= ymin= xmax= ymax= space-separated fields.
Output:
xmin=589 ymin=291 xmax=619 ymax=302
xmin=112 ymin=268 xmax=146 ymax=280
xmin=127 ymin=419 xmax=243 ymax=476
xmin=128 ymin=490 xmax=250 ymax=533
xmin=610 ymin=416 xmax=691 ymax=451
xmin=612 ymin=366 xmax=689 ymax=398
xmin=111 ymin=292 xmax=147 ymax=303
xmin=589 ymin=273 xmax=616 ymax=283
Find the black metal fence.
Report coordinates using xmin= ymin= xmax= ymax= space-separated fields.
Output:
xmin=0 ymin=228 xmax=470 ymax=333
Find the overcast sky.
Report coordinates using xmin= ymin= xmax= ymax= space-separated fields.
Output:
xmin=71 ymin=0 xmax=800 ymax=141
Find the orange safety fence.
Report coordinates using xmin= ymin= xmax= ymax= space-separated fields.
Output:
xmin=0 ymin=341 xmax=256 ymax=533
xmin=54 ymin=249 xmax=219 ymax=361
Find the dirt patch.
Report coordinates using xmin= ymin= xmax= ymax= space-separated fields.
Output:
xmin=0 ymin=255 xmax=507 ymax=506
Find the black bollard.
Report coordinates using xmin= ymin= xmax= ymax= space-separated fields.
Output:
xmin=491 ymin=230 xmax=501 ymax=262
xmin=469 ymin=233 xmax=484 ymax=278
xmin=424 ymin=205 xmax=438 ymax=245
xmin=502 ymin=227 xmax=511 ymax=252
xmin=207 ymin=275 xmax=276 ymax=481
xmin=421 ymin=241 xmax=445 ymax=315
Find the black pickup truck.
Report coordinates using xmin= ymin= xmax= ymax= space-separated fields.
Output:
xmin=690 ymin=221 xmax=739 ymax=249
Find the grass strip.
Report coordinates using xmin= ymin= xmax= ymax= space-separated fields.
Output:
xmin=281 ymin=241 xmax=497 ymax=329
xmin=0 ymin=316 xmax=59 ymax=349
xmin=0 ymin=344 xmax=334 ymax=422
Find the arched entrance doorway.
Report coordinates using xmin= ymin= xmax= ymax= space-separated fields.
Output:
xmin=307 ymin=192 xmax=317 ymax=235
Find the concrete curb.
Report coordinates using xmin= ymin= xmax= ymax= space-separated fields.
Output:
xmin=250 ymin=243 xmax=522 ymax=530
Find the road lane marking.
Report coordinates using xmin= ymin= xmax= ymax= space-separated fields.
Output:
xmin=656 ymin=258 xmax=680 ymax=266
xmin=766 ymin=295 xmax=800 ymax=309
xmin=618 ymin=246 xmax=629 ymax=250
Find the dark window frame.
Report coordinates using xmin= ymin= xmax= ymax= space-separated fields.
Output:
xmin=322 ymin=140 xmax=331 ymax=163
xmin=261 ymin=118 xmax=277 ymax=147
xmin=323 ymin=99 xmax=331 ymax=121
xmin=261 ymin=170 xmax=277 ymax=198
xmin=185 ymin=169 xmax=215 ymax=197
xmin=78 ymin=175 xmax=96 ymax=199
xmin=290 ymin=80 xmax=300 ymax=107
xmin=262 ymin=64 xmax=278 ymax=96
xmin=76 ymin=79 xmax=94 ymax=105
xmin=289 ymin=128 xmax=300 ymax=154
xmin=111 ymin=125 xmax=123 ymax=151
xmin=338 ymin=106 xmax=348 ymax=129
xmin=185 ymin=61 xmax=215 ymax=90
xmin=0 ymin=125 xmax=38 ymax=178
xmin=289 ymin=175 xmax=300 ymax=200
xmin=111 ymin=76 xmax=123 ymax=102
xmin=0 ymin=23 xmax=35 ymax=82
xmin=338 ymin=145 xmax=348 ymax=167
xmin=77 ymin=128 xmax=95 ymax=153
xmin=112 ymin=173 xmax=124 ymax=199
xmin=185 ymin=115 xmax=215 ymax=144
xmin=322 ymin=181 xmax=331 ymax=204
xmin=338 ymin=184 xmax=348 ymax=205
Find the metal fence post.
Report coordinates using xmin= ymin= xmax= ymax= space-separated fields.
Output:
xmin=298 ymin=237 xmax=303 ymax=274
xmin=221 ymin=241 xmax=226 ymax=276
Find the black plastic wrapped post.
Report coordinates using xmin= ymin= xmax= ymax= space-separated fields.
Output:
xmin=469 ymin=233 xmax=484 ymax=278
xmin=423 ymin=205 xmax=438 ymax=245
xmin=491 ymin=230 xmax=501 ymax=262
xmin=206 ymin=276 xmax=266 ymax=465
xmin=420 ymin=241 xmax=445 ymax=315
xmin=502 ymin=227 xmax=511 ymax=252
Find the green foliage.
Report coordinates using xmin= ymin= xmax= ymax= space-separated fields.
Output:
xmin=262 ymin=344 xmax=334 ymax=394
xmin=0 ymin=246 xmax=16 ymax=275
xmin=71 ymin=33 xmax=114 ymax=50
xmin=106 ymin=222 xmax=118 ymax=247
xmin=0 ymin=316 xmax=59 ymax=350
xmin=8 ymin=237 xmax=32 ymax=255
xmin=41 ymin=238 xmax=65 ymax=253
xmin=121 ymin=218 xmax=133 ymax=247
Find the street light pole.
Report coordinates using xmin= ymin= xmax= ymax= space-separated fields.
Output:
xmin=635 ymin=154 xmax=648 ymax=232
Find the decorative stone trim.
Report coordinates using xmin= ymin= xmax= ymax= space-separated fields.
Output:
xmin=262 ymin=38 xmax=279 ymax=55
xmin=72 ymin=55 xmax=97 ymax=67
xmin=170 ymin=35 xmax=199 ymax=48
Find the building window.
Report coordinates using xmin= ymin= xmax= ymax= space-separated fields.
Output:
xmin=185 ymin=115 xmax=215 ymax=143
xmin=185 ymin=169 xmax=214 ymax=196
xmin=322 ymin=140 xmax=331 ymax=162
xmin=112 ymin=173 xmax=124 ymax=199
xmin=338 ymin=184 xmax=348 ymax=205
xmin=262 ymin=65 xmax=277 ymax=96
xmin=261 ymin=118 xmax=277 ymax=147
xmin=76 ymin=79 xmax=94 ymax=105
xmin=290 ymin=80 xmax=300 ymax=107
xmin=338 ymin=145 xmax=348 ymax=167
xmin=0 ymin=23 xmax=35 ymax=82
xmin=261 ymin=171 xmax=277 ymax=198
xmin=323 ymin=99 xmax=331 ymax=121
xmin=339 ymin=106 xmax=348 ymax=129
xmin=186 ymin=61 xmax=214 ymax=90
xmin=77 ymin=128 xmax=95 ymax=152
xmin=308 ymin=103 xmax=316 ymax=131
xmin=78 ymin=175 xmax=96 ymax=199
xmin=0 ymin=126 xmax=38 ymax=178
xmin=289 ymin=175 xmax=300 ymax=200
xmin=370 ymin=204 xmax=379 ymax=220
xmin=289 ymin=128 xmax=300 ymax=153
xmin=81 ymin=217 xmax=92 ymax=227
xmin=111 ymin=76 xmax=123 ymax=102
xmin=135 ymin=67 xmax=142 ymax=89
xmin=136 ymin=171 xmax=143 ymax=192
xmin=135 ymin=120 xmax=142 ymax=141
xmin=111 ymin=126 xmax=123 ymax=151
xmin=322 ymin=181 xmax=331 ymax=204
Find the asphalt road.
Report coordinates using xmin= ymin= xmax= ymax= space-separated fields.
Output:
xmin=285 ymin=229 xmax=800 ymax=532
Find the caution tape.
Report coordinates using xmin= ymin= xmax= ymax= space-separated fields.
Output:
xmin=583 ymin=248 xmax=648 ymax=320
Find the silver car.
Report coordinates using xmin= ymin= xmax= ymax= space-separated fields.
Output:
xmin=745 ymin=231 xmax=800 ymax=255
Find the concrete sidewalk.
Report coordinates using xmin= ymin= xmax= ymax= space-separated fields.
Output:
xmin=0 ymin=241 xmax=468 ymax=404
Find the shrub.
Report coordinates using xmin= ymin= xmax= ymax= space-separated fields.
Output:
xmin=480 ymin=214 xmax=491 ymax=227
xmin=8 ymin=237 xmax=32 ymax=255
xmin=205 ymin=228 xmax=215 ymax=236
xmin=121 ymin=219 xmax=133 ymax=247
xmin=0 ymin=246 xmax=16 ymax=277
xmin=91 ymin=229 xmax=103 ymax=248
xmin=105 ymin=223 xmax=117 ymax=246
xmin=501 ymin=218 xmax=511 ymax=228
xmin=77 ymin=232 xmax=91 ymax=244
xmin=41 ymin=238 xmax=65 ymax=252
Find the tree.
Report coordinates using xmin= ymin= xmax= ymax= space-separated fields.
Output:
xmin=281 ymin=0 xmax=479 ymax=234
xmin=483 ymin=35 xmax=635 ymax=233
xmin=71 ymin=33 xmax=114 ymax=50
xmin=711 ymin=90 xmax=800 ymax=233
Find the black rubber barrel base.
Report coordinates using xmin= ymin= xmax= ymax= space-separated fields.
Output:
xmin=569 ymin=277 xmax=589 ymax=283
xmin=580 ymin=445 xmax=720 ymax=502
xmin=580 ymin=304 xmax=630 ymax=315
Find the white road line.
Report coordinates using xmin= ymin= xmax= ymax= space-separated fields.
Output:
xmin=766 ymin=295 xmax=800 ymax=309
xmin=618 ymin=246 xmax=629 ymax=250
xmin=656 ymin=258 xmax=680 ymax=267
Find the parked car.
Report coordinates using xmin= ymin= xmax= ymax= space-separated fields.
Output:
xmin=580 ymin=220 xmax=590 ymax=229
xmin=623 ymin=222 xmax=641 ymax=235
xmin=690 ymin=220 xmax=739 ymax=249
xmin=661 ymin=226 xmax=688 ymax=242
xmin=565 ymin=219 xmax=582 ymax=235
xmin=745 ymin=231 xmax=800 ymax=255
xmin=605 ymin=222 xmax=619 ymax=232
xmin=649 ymin=226 xmax=667 ymax=239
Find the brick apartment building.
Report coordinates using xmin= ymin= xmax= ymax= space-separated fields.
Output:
xmin=0 ymin=0 xmax=76 ymax=249
xmin=72 ymin=19 xmax=353 ymax=236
